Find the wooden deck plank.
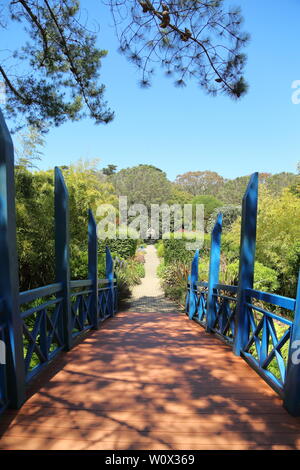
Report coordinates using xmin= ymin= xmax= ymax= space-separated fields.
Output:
xmin=1 ymin=310 xmax=300 ymax=450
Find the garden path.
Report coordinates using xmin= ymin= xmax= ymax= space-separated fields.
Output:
xmin=126 ymin=245 xmax=178 ymax=313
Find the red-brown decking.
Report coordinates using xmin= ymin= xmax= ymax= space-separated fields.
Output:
xmin=1 ymin=309 xmax=300 ymax=450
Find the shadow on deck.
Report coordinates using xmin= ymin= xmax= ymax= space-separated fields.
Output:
xmin=1 ymin=309 xmax=300 ymax=450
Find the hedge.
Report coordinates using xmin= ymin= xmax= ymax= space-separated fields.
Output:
xmin=162 ymin=233 xmax=210 ymax=265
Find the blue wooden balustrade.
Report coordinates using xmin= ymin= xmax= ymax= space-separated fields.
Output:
xmin=1 ymin=103 xmax=300 ymax=417
xmin=0 ymin=109 xmax=117 ymax=413
xmin=185 ymin=172 xmax=300 ymax=416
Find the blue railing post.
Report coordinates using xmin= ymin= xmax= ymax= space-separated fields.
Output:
xmin=105 ymin=247 xmax=114 ymax=317
xmin=283 ymin=273 xmax=300 ymax=416
xmin=187 ymin=250 xmax=199 ymax=320
xmin=88 ymin=209 xmax=98 ymax=328
xmin=0 ymin=110 xmax=26 ymax=408
xmin=55 ymin=167 xmax=72 ymax=350
xmin=233 ymin=173 xmax=259 ymax=356
xmin=206 ymin=213 xmax=223 ymax=332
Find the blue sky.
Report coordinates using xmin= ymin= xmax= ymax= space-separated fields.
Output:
xmin=3 ymin=0 xmax=300 ymax=180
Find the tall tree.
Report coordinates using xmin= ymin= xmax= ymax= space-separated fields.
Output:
xmin=102 ymin=164 xmax=118 ymax=176
xmin=15 ymin=126 xmax=45 ymax=169
xmin=109 ymin=0 xmax=249 ymax=96
xmin=175 ymin=170 xmax=225 ymax=196
xmin=218 ymin=175 xmax=250 ymax=204
xmin=191 ymin=194 xmax=223 ymax=230
xmin=15 ymin=159 xmax=118 ymax=290
xmin=0 ymin=0 xmax=249 ymax=132
xmin=1 ymin=0 xmax=113 ymax=131
xmin=112 ymin=164 xmax=172 ymax=207
xmin=265 ymin=172 xmax=299 ymax=197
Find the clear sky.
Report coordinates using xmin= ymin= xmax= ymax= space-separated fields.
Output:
xmin=4 ymin=0 xmax=300 ymax=180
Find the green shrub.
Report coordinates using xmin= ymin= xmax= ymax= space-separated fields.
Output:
xmin=114 ymin=256 xmax=145 ymax=303
xmin=162 ymin=232 xmax=210 ymax=266
xmin=207 ymin=205 xmax=241 ymax=233
xmin=98 ymin=227 xmax=141 ymax=260
xmin=162 ymin=233 xmax=195 ymax=265
xmin=157 ymin=261 xmax=166 ymax=279
xmin=223 ymin=260 xmax=279 ymax=292
xmin=156 ymin=240 xmax=165 ymax=258
xmin=115 ymin=274 xmax=132 ymax=302
xmin=98 ymin=238 xmax=138 ymax=259
xmin=158 ymin=261 xmax=189 ymax=305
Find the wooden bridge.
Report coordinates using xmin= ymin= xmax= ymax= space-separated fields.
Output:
xmin=2 ymin=309 xmax=300 ymax=450
xmin=1 ymin=109 xmax=300 ymax=450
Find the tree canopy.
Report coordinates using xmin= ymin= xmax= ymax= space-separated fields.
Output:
xmin=16 ymin=159 xmax=118 ymax=290
xmin=109 ymin=0 xmax=249 ymax=95
xmin=175 ymin=170 xmax=225 ymax=196
xmin=112 ymin=164 xmax=172 ymax=207
xmin=0 ymin=0 xmax=249 ymax=131
xmin=1 ymin=0 xmax=113 ymax=131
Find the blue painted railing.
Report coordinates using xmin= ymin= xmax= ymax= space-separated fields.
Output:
xmin=0 ymin=110 xmax=117 ymax=413
xmin=186 ymin=172 xmax=300 ymax=416
xmin=20 ymin=283 xmax=64 ymax=383
xmin=241 ymin=288 xmax=294 ymax=396
xmin=209 ymin=283 xmax=238 ymax=343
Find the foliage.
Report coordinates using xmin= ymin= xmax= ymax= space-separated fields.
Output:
xmin=114 ymin=256 xmax=145 ymax=302
xmin=15 ymin=167 xmax=55 ymax=290
xmin=64 ymin=159 xmax=117 ymax=244
xmin=112 ymin=164 xmax=172 ymax=207
xmin=109 ymin=0 xmax=249 ymax=97
xmin=157 ymin=261 xmax=189 ymax=305
xmin=265 ymin=173 xmax=299 ymax=197
xmin=99 ymin=237 xmax=139 ymax=260
xmin=219 ymin=172 xmax=300 ymax=204
xmin=1 ymin=0 xmax=113 ymax=131
xmin=158 ymin=182 xmax=300 ymax=305
xmin=15 ymin=159 xmax=118 ymax=290
xmin=222 ymin=188 xmax=300 ymax=298
xmin=162 ymin=232 xmax=210 ymax=266
xmin=198 ymin=260 xmax=210 ymax=281
xmin=115 ymin=257 xmax=145 ymax=286
xmin=218 ymin=175 xmax=249 ymax=204
xmin=174 ymin=171 xmax=299 ymax=205
xmin=168 ymin=185 xmax=193 ymax=205
xmin=15 ymin=126 xmax=45 ymax=169
xmin=207 ymin=205 xmax=241 ymax=233
xmin=175 ymin=171 xmax=225 ymax=196
xmin=1 ymin=0 xmax=252 ymax=131
xmin=102 ymin=164 xmax=118 ymax=176
xmin=156 ymin=240 xmax=165 ymax=258
xmin=13 ymin=131 xmax=300 ymax=308
xmin=115 ymin=274 xmax=132 ymax=302
xmin=222 ymin=260 xmax=279 ymax=292
xmin=255 ymin=188 xmax=300 ymax=297
xmin=162 ymin=234 xmax=194 ymax=265
xmin=191 ymin=195 xmax=223 ymax=231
